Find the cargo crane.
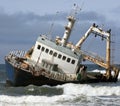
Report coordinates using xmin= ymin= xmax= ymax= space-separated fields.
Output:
xmin=75 ymin=23 xmax=120 ymax=81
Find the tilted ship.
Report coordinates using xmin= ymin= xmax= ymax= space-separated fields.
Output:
xmin=5 ymin=6 xmax=120 ymax=86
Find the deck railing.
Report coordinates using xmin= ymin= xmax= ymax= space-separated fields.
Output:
xmin=9 ymin=50 xmax=27 ymax=58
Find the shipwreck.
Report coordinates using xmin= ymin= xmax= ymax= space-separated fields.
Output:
xmin=5 ymin=6 xmax=120 ymax=86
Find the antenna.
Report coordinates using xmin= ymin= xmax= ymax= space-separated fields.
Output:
xmin=47 ymin=11 xmax=59 ymax=39
xmin=70 ymin=3 xmax=82 ymax=17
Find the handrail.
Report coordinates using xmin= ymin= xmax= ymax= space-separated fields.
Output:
xmin=9 ymin=50 xmax=27 ymax=58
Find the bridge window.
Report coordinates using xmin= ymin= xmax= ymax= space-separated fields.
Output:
xmin=58 ymin=54 xmax=62 ymax=59
xmin=62 ymin=56 xmax=66 ymax=60
xmin=45 ymin=48 xmax=49 ymax=53
xmin=71 ymin=59 xmax=75 ymax=64
xmin=37 ymin=45 xmax=41 ymax=50
xmin=67 ymin=58 xmax=71 ymax=63
xmin=41 ymin=47 xmax=45 ymax=51
xmin=53 ymin=52 xmax=57 ymax=57
xmin=49 ymin=50 xmax=53 ymax=55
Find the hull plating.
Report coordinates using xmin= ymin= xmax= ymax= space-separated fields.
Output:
xmin=5 ymin=60 xmax=67 ymax=86
xmin=5 ymin=60 xmax=101 ymax=86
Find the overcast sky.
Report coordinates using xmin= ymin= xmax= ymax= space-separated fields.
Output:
xmin=0 ymin=0 xmax=120 ymax=64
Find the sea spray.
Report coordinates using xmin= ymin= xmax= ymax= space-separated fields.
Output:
xmin=0 ymin=68 xmax=120 ymax=106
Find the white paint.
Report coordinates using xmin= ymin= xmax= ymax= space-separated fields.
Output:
xmin=31 ymin=41 xmax=78 ymax=73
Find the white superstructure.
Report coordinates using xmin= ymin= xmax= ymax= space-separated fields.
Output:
xmin=31 ymin=36 xmax=81 ymax=74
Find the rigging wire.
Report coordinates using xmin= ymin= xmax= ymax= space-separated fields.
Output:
xmin=47 ymin=11 xmax=59 ymax=40
xmin=111 ymin=33 xmax=115 ymax=64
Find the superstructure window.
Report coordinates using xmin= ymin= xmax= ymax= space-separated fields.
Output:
xmin=67 ymin=58 xmax=71 ymax=63
xmin=58 ymin=54 xmax=62 ymax=59
xmin=37 ymin=45 xmax=41 ymax=50
xmin=41 ymin=47 xmax=45 ymax=51
xmin=49 ymin=50 xmax=53 ymax=55
xmin=45 ymin=48 xmax=49 ymax=53
xmin=62 ymin=56 xmax=66 ymax=60
xmin=71 ymin=59 xmax=75 ymax=64
xmin=53 ymin=52 xmax=57 ymax=57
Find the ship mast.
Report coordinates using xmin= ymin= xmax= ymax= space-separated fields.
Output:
xmin=106 ymin=31 xmax=111 ymax=78
xmin=61 ymin=4 xmax=80 ymax=46
xmin=61 ymin=16 xmax=75 ymax=46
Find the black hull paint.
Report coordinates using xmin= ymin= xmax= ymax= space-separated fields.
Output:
xmin=5 ymin=59 xmax=117 ymax=87
xmin=5 ymin=59 xmax=72 ymax=86
xmin=5 ymin=60 xmax=99 ymax=86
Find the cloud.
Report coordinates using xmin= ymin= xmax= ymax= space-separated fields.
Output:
xmin=0 ymin=9 xmax=120 ymax=63
xmin=0 ymin=12 xmax=64 ymax=44
xmin=78 ymin=11 xmax=106 ymax=22
xmin=0 ymin=10 xmax=65 ymax=63
xmin=110 ymin=5 xmax=120 ymax=13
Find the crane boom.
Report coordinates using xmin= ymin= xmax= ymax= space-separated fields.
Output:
xmin=75 ymin=23 xmax=119 ymax=80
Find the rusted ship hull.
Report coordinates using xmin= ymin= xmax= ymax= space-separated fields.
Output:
xmin=5 ymin=59 xmax=102 ymax=86
xmin=5 ymin=56 xmax=117 ymax=87
xmin=5 ymin=60 xmax=64 ymax=86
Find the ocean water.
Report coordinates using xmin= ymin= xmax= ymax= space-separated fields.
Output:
xmin=0 ymin=64 xmax=120 ymax=106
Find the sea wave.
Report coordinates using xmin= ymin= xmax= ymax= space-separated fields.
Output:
xmin=0 ymin=82 xmax=120 ymax=106
xmin=0 ymin=69 xmax=120 ymax=106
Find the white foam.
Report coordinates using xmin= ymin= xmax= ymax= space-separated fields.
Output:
xmin=1 ymin=69 xmax=120 ymax=106
xmin=61 ymin=69 xmax=120 ymax=97
xmin=92 ymin=69 xmax=120 ymax=80
xmin=0 ymin=94 xmax=75 ymax=106
xmin=1 ymin=81 xmax=120 ymax=106
xmin=60 ymin=82 xmax=120 ymax=97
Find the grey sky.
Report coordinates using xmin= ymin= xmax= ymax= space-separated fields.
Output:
xmin=0 ymin=0 xmax=120 ymax=64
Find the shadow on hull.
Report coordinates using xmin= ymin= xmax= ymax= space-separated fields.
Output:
xmin=5 ymin=59 xmax=117 ymax=87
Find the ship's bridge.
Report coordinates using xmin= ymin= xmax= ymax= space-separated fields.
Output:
xmin=31 ymin=35 xmax=82 ymax=74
